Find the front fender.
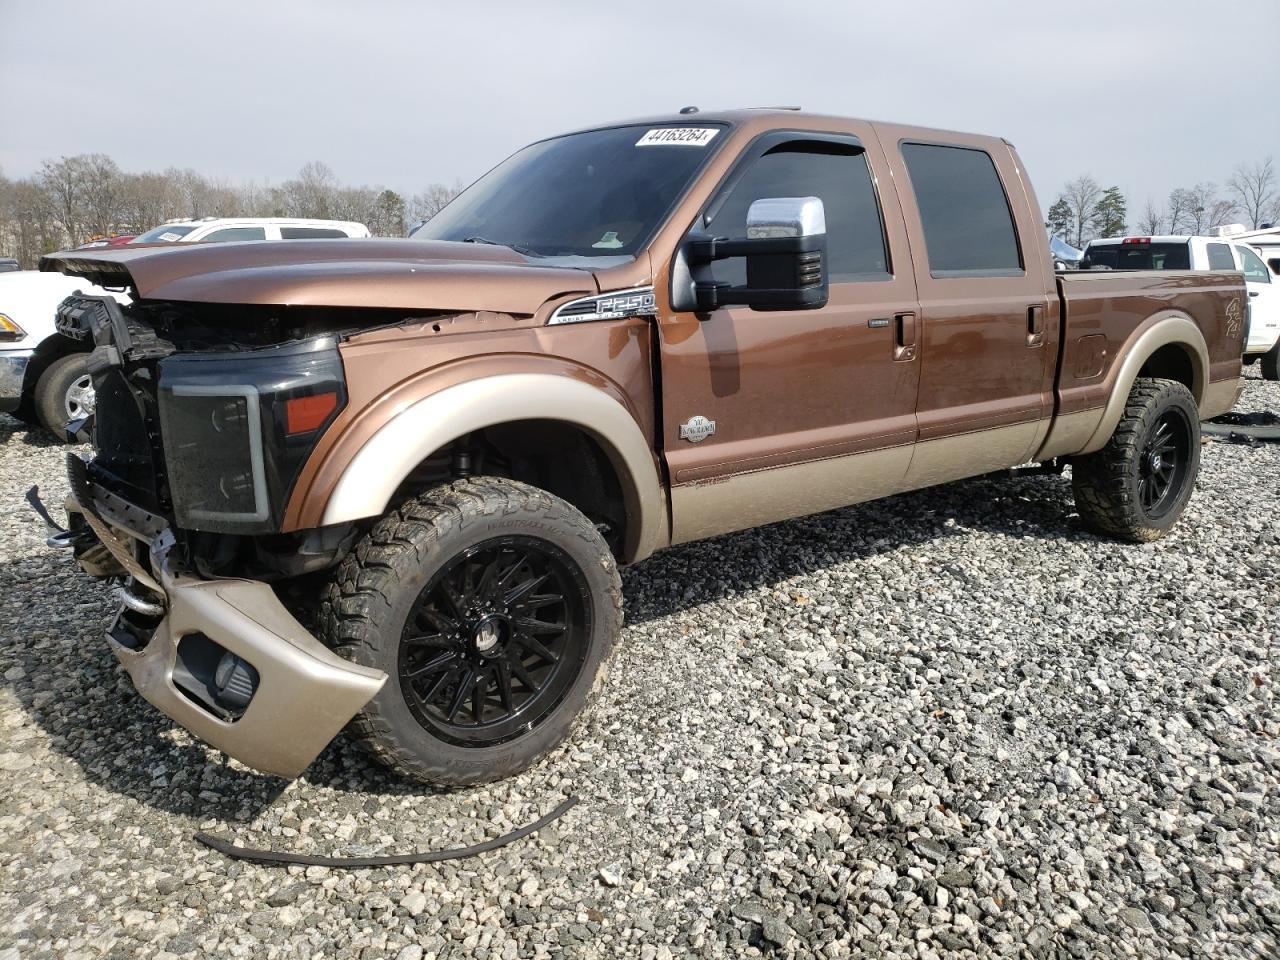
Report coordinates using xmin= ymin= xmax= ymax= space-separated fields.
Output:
xmin=311 ymin=372 xmax=667 ymax=564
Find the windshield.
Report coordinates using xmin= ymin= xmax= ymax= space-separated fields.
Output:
xmin=132 ymin=224 xmax=197 ymax=243
xmin=1082 ymin=242 xmax=1190 ymax=270
xmin=412 ymin=123 xmax=727 ymax=258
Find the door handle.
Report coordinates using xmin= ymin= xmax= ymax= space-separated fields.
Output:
xmin=1027 ymin=305 xmax=1045 ymax=347
xmin=894 ymin=312 xmax=917 ymax=361
xmin=1249 ymin=291 xmax=1260 ymax=298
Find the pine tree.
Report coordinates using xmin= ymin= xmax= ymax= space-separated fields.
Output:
xmin=1091 ymin=186 xmax=1128 ymax=240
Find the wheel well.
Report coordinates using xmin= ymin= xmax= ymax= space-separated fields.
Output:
xmin=1138 ymin=344 xmax=1196 ymax=396
xmin=390 ymin=420 xmax=629 ymax=559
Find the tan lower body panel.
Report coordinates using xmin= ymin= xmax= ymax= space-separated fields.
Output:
xmin=1200 ymin=377 xmax=1241 ymax=420
xmin=670 ymin=421 xmax=1045 ymax=545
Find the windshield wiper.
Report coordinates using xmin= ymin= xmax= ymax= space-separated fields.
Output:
xmin=462 ymin=236 xmax=541 ymax=258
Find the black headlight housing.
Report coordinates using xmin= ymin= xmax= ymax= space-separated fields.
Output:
xmin=157 ymin=336 xmax=346 ymax=534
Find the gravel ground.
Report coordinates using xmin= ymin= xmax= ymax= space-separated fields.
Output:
xmin=2 ymin=371 xmax=1278 ymax=960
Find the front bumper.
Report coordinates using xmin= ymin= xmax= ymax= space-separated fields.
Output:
xmin=67 ymin=460 xmax=386 ymax=778
xmin=0 ymin=348 xmax=34 ymax=413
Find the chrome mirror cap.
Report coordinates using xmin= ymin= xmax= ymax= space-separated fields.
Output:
xmin=746 ymin=196 xmax=826 ymax=240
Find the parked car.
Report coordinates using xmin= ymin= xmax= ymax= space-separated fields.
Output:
xmin=1229 ymin=225 xmax=1280 ymax=278
xmin=0 ymin=271 xmax=130 ymax=438
xmin=78 ymin=234 xmax=137 ymax=249
xmin=42 ymin=110 xmax=1244 ymax=786
xmin=130 ymin=217 xmax=371 ymax=244
xmin=1082 ymin=235 xmax=1280 ymax=377
xmin=0 ymin=258 xmax=20 ymax=273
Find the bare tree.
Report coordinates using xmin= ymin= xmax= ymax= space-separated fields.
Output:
xmin=410 ymin=180 xmax=465 ymax=224
xmin=1135 ymin=198 xmax=1164 ymax=235
xmin=1228 ymin=158 xmax=1276 ymax=228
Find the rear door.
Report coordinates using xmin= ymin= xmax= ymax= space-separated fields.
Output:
xmin=877 ymin=130 xmax=1058 ymax=485
xmin=658 ymin=125 xmax=922 ymax=543
xmin=1236 ymin=243 xmax=1280 ymax=353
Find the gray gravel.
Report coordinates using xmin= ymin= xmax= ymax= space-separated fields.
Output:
xmin=2 ymin=371 xmax=1278 ymax=960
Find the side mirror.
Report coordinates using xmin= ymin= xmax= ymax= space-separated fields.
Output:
xmin=672 ymin=196 xmax=829 ymax=313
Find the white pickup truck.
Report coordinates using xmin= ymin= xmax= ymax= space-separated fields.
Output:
xmin=1082 ymin=235 xmax=1280 ymax=378
xmin=0 ymin=271 xmax=131 ymax=439
xmin=128 ymin=217 xmax=370 ymax=244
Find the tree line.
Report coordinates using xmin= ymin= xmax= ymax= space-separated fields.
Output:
xmin=0 ymin=155 xmax=465 ymax=268
xmin=1048 ymin=157 xmax=1278 ymax=250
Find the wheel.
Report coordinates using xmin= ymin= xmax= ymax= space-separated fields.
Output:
xmin=1071 ymin=378 xmax=1200 ymax=543
xmin=34 ymin=353 xmax=94 ymax=441
xmin=319 ymin=477 xmax=623 ymax=786
xmin=1261 ymin=343 xmax=1280 ymax=381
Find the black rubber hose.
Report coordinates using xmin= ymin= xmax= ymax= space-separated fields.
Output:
xmin=1202 ymin=422 xmax=1280 ymax=442
xmin=194 ymin=795 xmax=578 ymax=869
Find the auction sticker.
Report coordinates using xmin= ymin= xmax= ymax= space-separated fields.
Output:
xmin=635 ymin=128 xmax=719 ymax=147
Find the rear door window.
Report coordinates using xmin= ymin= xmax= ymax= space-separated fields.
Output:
xmin=201 ymin=227 xmax=267 ymax=242
xmin=1206 ymin=243 xmax=1237 ymax=271
xmin=1236 ymin=245 xmax=1270 ymax=283
xmin=280 ymin=227 xmax=349 ymax=239
xmin=900 ymin=143 xmax=1022 ymax=277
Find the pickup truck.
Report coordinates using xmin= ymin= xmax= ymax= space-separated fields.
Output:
xmin=40 ymin=109 xmax=1245 ymax=786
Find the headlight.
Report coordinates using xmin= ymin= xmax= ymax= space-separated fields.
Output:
xmin=157 ymin=337 xmax=346 ymax=533
xmin=0 ymin=313 xmax=28 ymax=342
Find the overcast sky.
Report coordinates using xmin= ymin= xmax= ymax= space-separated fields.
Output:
xmin=2 ymin=0 xmax=1277 ymax=213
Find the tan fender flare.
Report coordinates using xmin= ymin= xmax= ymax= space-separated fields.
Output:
xmin=1078 ymin=313 xmax=1209 ymax=455
xmin=320 ymin=373 xmax=667 ymax=564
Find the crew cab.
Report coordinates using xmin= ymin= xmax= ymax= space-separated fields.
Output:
xmin=130 ymin=217 xmax=371 ymax=244
xmin=1082 ymin=234 xmax=1279 ymax=376
xmin=40 ymin=110 xmax=1245 ymax=786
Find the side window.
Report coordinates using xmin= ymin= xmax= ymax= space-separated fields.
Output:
xmin=900 ymin=143 xmax=1023 ymax=277
xmin=280 ymin=227 xmax=348 ymax=239
xmin=201 ymin=227 xmax=267 ymax=242
xmin=1206 ymin=243 xmax=1236 ymax=271
xmin=705 ymin=142 xmax=890 ymax=285
xmin=1236 ymin=246 xmax=1271 ymax=283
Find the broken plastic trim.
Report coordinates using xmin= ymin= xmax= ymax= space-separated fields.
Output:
xmin=195 ymin=795 xmax=578 ymax=869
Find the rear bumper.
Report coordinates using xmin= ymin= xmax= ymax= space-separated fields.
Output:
xmin=67 ymin=461 xmax=386 ymax=778
xmin=0 ymin=348 xmax=34 ymax=413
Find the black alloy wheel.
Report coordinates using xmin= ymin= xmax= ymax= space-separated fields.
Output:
xmin=1136 ymin=410 xmax=1191 ymax=519
xmin=397 ymin=536 xmax=590 ymax=747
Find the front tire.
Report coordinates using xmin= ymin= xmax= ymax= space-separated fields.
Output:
xmin=319 ymin=478 xmax=622 ymax=786
xmin=34 ymin=353 xmax=93 ymax=442
xmin=1071 ymin=378 xmax=1200 ymax=543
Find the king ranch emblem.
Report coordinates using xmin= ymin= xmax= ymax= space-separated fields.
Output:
xmin=680 ymin=415 xmax=717 ymax=443
xmin=1225 ymin=298 xmax=1242 ymax=339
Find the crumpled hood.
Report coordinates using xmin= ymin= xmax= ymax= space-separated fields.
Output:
xmin=40 ymin=238 xmax=598 ymax=315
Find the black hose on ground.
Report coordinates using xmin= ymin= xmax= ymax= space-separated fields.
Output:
xmin=1204 ymin=411 xmax=1280 ymax=443
xmin=195 ymin=795 xmax=578 ymax=869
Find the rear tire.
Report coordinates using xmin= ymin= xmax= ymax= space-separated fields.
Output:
xmin=1071 ymin=378 xmax=1200 ymax=543
xmin=319 ymin=477 xmax=622 ymax=786
xmin=1261 ymin=343 xmax=1280 ymax=381
xmin=34 ymin=353 xmax=93 ymax=442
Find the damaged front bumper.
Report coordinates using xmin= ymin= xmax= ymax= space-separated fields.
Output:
xmin=62 ymin=456 xmax=386 ymax=778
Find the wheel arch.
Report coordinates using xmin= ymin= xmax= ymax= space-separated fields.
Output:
xmin=317 ymin=372 xmax=668 ymax=564
xmin=1078 ymin=313 xmax=1209 ymax=454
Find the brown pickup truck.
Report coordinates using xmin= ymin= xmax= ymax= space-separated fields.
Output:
xmin=41 ymin=109 xmax=1245 ymax=785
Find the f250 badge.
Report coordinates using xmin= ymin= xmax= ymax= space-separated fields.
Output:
xmin=680 ymin=415 xmax=716 ymax=443
xmin=1225 ymin=297 xmax=1242 ymax=338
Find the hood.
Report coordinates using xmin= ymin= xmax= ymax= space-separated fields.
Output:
xmin=39 ymin=238 xmax=598 ymax=315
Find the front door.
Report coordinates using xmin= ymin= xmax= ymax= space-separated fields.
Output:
xmin=1236 ymin=243 xmax=1280 ymax=355
xmin=657 ymin=127 xmax=922 ymax=544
